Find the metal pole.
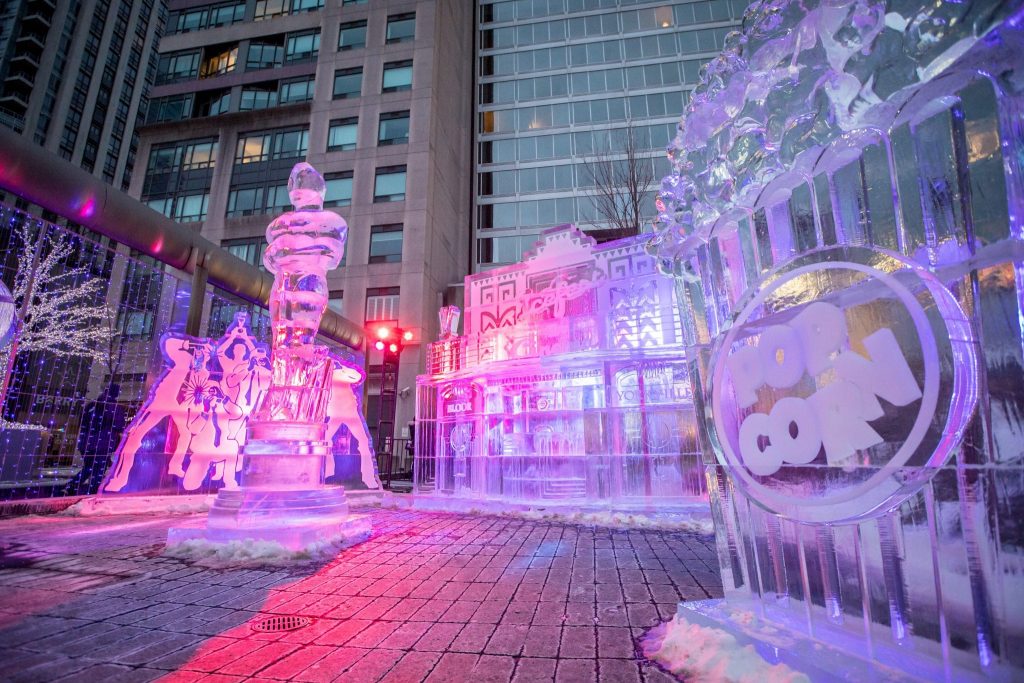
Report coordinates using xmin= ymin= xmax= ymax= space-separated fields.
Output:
xmin=185 ymin=258 xmax=209 ymax=337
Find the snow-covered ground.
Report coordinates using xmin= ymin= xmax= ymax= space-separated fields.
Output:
xmin=642 ymin=611 xmax=811 ymax=683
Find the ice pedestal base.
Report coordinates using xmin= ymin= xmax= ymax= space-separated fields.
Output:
xmin=656 ymin=600 xmax=1015 ymax=683
xmin=167 ymin=430 xmax=373 ymax=553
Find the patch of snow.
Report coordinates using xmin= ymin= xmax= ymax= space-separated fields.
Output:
xmin=163 ymin=534 xmax=363 ymax=568
xmin=642 ymin=612 xmax=811 ymax=683
xmin=60 ymin=495 xmax=215 ymax=517
xmin=506 ymin=508 xmax=714 ymax=534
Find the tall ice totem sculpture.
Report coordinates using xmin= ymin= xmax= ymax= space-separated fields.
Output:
xmin=646 ymin=0 xmax=1024 ymax=680
xmin=179 ymin=163 xmax=369 ymax=549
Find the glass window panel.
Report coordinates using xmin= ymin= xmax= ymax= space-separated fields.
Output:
xmin=382 ymin=61 xmax=413 ymax=92
xmin=338 ymin=21 xmax=366 ymax=50
xmin=373 ymin=167 xmax=407 ymax=202
xmin=493 ymin=203 xmax=516 ymax=228
xmin=324 ymin=172 xmax=353 ymax=207
xmin=378 ymin=111 xmax=410 ymax=145
xmin=328 ymin=118 xmax=358 ymax=151
xmin=333 ymin=68 xmax=363 ymax=98
xmin=386 ymin=13 xmax=415 ymax=44
xmin=227 ymin=187 xmax=263 ymax=216
xmin=285 ymin=31 xmax=320 ymax=61
xmin=369 ymin=225 xmax=403 ymax=263
xmin=236 ymin=133 xmax=271 ymax=163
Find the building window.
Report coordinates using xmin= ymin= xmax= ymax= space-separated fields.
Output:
xmin=338 ymin=21 xmax=367 ymax=51
xmin=156 ymin=50 xmax=201 ymax=85
xmin=373 ymin=166 xmax=406 ymax=203
xmin=226 ymin=187 xmax=264 ymax=217
xmin=366 ymin=287 xmax=400 ymax=322
xmin=255 ymin=0 xmax=323 ymax=20
xmin=222 ymin=237 xmax=268 ymax=268
xmin=226 ymin=183 xmax=291 ymax=218
xmin=235 ymin=128 xmax=308 ymax=164
xmin=386 ymin=13 xmax=415 ymax=44
xmin=377 ymin=111 xmax=409 ymax=146
xmin=328 ymin=117 xmax=358 ymax=151
xmin=328 ymin=290 xmax=344 ymax=315
xmin=246 ymin=42 xmax=283 ymax=71
xmin=369 ymin=224 xmax=403 ymax=263
xmin=147 ymin=95 xmax=194 ymax=123
xmin=280 ymin=76 xmax=315 ymax=104
xmin=197 ymin=89 xmax=232 ymax=117
xmin=286 ymin=30 xmax=320 ymax=63
xmin=147 ymin=139 xmax=218 ymax=174
xmin=147 ymin=193 xmax=210 ymax=222
xmin=382 ymin=60 xmax=413 ymax=93
xmin=200 ymin=46 xmax=238 ymax=78
xmin=342 ymin=0 xmax=367 ymax=5
xmin=333 ymin=67 xmax=363 ymax=99
xmin=324 ymin=172 xmax=354 ymax=207
xmin=168 ymin=3 xmax=246 ymax=34
xmin=239 ymin=85 xmax=278 ymax=111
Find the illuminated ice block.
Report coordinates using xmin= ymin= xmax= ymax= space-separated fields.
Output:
xmin=649 ymin=0 xmax=1024 ymax=680
xmin=175 ymin=162 xmax=370 ymax=550
xmin=414 ymin=226 xmax=706 ymax=512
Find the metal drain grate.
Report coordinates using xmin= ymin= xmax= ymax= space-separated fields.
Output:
xmin=251 ymin=615 xmax=312 ymax=633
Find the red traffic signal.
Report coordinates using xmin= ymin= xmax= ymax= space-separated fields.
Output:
xmin=370 ymin=325 xmax=406 ymax=355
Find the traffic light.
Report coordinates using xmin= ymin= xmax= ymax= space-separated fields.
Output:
xmin=371 ymin=325 xmax=412 ymax=356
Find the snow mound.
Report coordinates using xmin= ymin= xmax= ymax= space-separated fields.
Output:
xmin=61 ymin=494 xmax=215 ymax=517
xmin=642 ymin=612 xmax=810 ymax=683
xmin=163 ymin=536 xmax=356 ymax=567
xmin=508 ymin=508 xmax=714 ymax=534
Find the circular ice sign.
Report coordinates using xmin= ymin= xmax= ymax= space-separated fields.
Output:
xmin=708 ymin=247 xmax=978 ymax=523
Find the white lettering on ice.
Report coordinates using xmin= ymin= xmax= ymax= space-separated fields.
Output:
xmin=727 ymin=301 xmax=922 ymax=476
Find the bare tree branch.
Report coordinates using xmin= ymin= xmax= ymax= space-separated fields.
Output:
xmin=582 ymin=122 xmax=656 ymax=237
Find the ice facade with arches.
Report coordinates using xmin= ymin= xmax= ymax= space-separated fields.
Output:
xmin=415 ymin=226 xmax=706 ymax=510
xmin=645 ymin=0 xmax=1024 ymax=680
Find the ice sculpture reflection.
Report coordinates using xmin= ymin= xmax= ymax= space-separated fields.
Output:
xmin=415 ymin=226 xmax=706 ymax=511
xmin=171 ymin=163 xmax=371 ymax=549
xmin=647 ymin=0 xmax=1024 ymax=680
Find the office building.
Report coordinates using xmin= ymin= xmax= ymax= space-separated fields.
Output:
xmin=0 ymin=0 xmax=164 ymax=191
xmin=474 ymin=0 xmax=746 ymax=268
xmin=131 ymin=0 xmax=474 ymax=440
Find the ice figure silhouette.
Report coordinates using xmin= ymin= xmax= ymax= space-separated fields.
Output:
xmin=104 ymin=336 xmax=202 ymax=492
xmin=324 ymin=359 xmax=375 ymax=487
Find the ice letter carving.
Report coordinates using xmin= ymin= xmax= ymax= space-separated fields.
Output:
xmin=732 ymin=301 xmax=921 ymax=476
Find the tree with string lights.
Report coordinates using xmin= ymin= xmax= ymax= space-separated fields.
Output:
xmin=0 ymin=218 xmax=112 ymax=423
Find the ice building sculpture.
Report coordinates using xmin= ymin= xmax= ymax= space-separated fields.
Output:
xmin=101 ymin=312 xmax=377 ymax=496
xmin=414 ymin=226 xmax=705 ymax=511
xmin=172 ymin=163 xmax=370 ymax=549
xmin=648 ymin=0 xmax=1024 ymax=679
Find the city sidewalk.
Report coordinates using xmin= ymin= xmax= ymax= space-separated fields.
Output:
xmin=0 ymin=507 xmax=721 ymax=682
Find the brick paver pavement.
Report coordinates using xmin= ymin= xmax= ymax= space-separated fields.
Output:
xmin=0 ymin=507 xmax=721 ymax=682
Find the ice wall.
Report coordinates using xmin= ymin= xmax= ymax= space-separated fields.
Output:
xmin=653 ymin=0 xmax=1024 ymax=678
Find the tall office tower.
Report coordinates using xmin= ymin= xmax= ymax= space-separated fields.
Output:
xmin=474 ymin=0 xmax=746 ymax=269
xmin=131 ymin=0 xmax=474 ymax=441
xmin=0 ymin=0 xmax=165 ymax=190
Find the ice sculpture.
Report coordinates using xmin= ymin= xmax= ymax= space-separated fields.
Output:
xmin=172 ymin=163 xmax=371 ymax=549
xmin=102 ymin=312 xmax=377 ymax=495
xmin=649 ymin=0 xmax=1024 ymax=679
xmin=414 ymin=226 xmax=705 ymax=511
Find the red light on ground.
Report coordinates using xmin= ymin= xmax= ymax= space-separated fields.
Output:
xmin=374 ymin=340 xmax=385 ymax=351
xmin=402 ymin=330 xmax=414 ymax=342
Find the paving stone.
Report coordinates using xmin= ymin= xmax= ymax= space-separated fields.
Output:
xmin=0 ymin=507 xmax=723 ymax=683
